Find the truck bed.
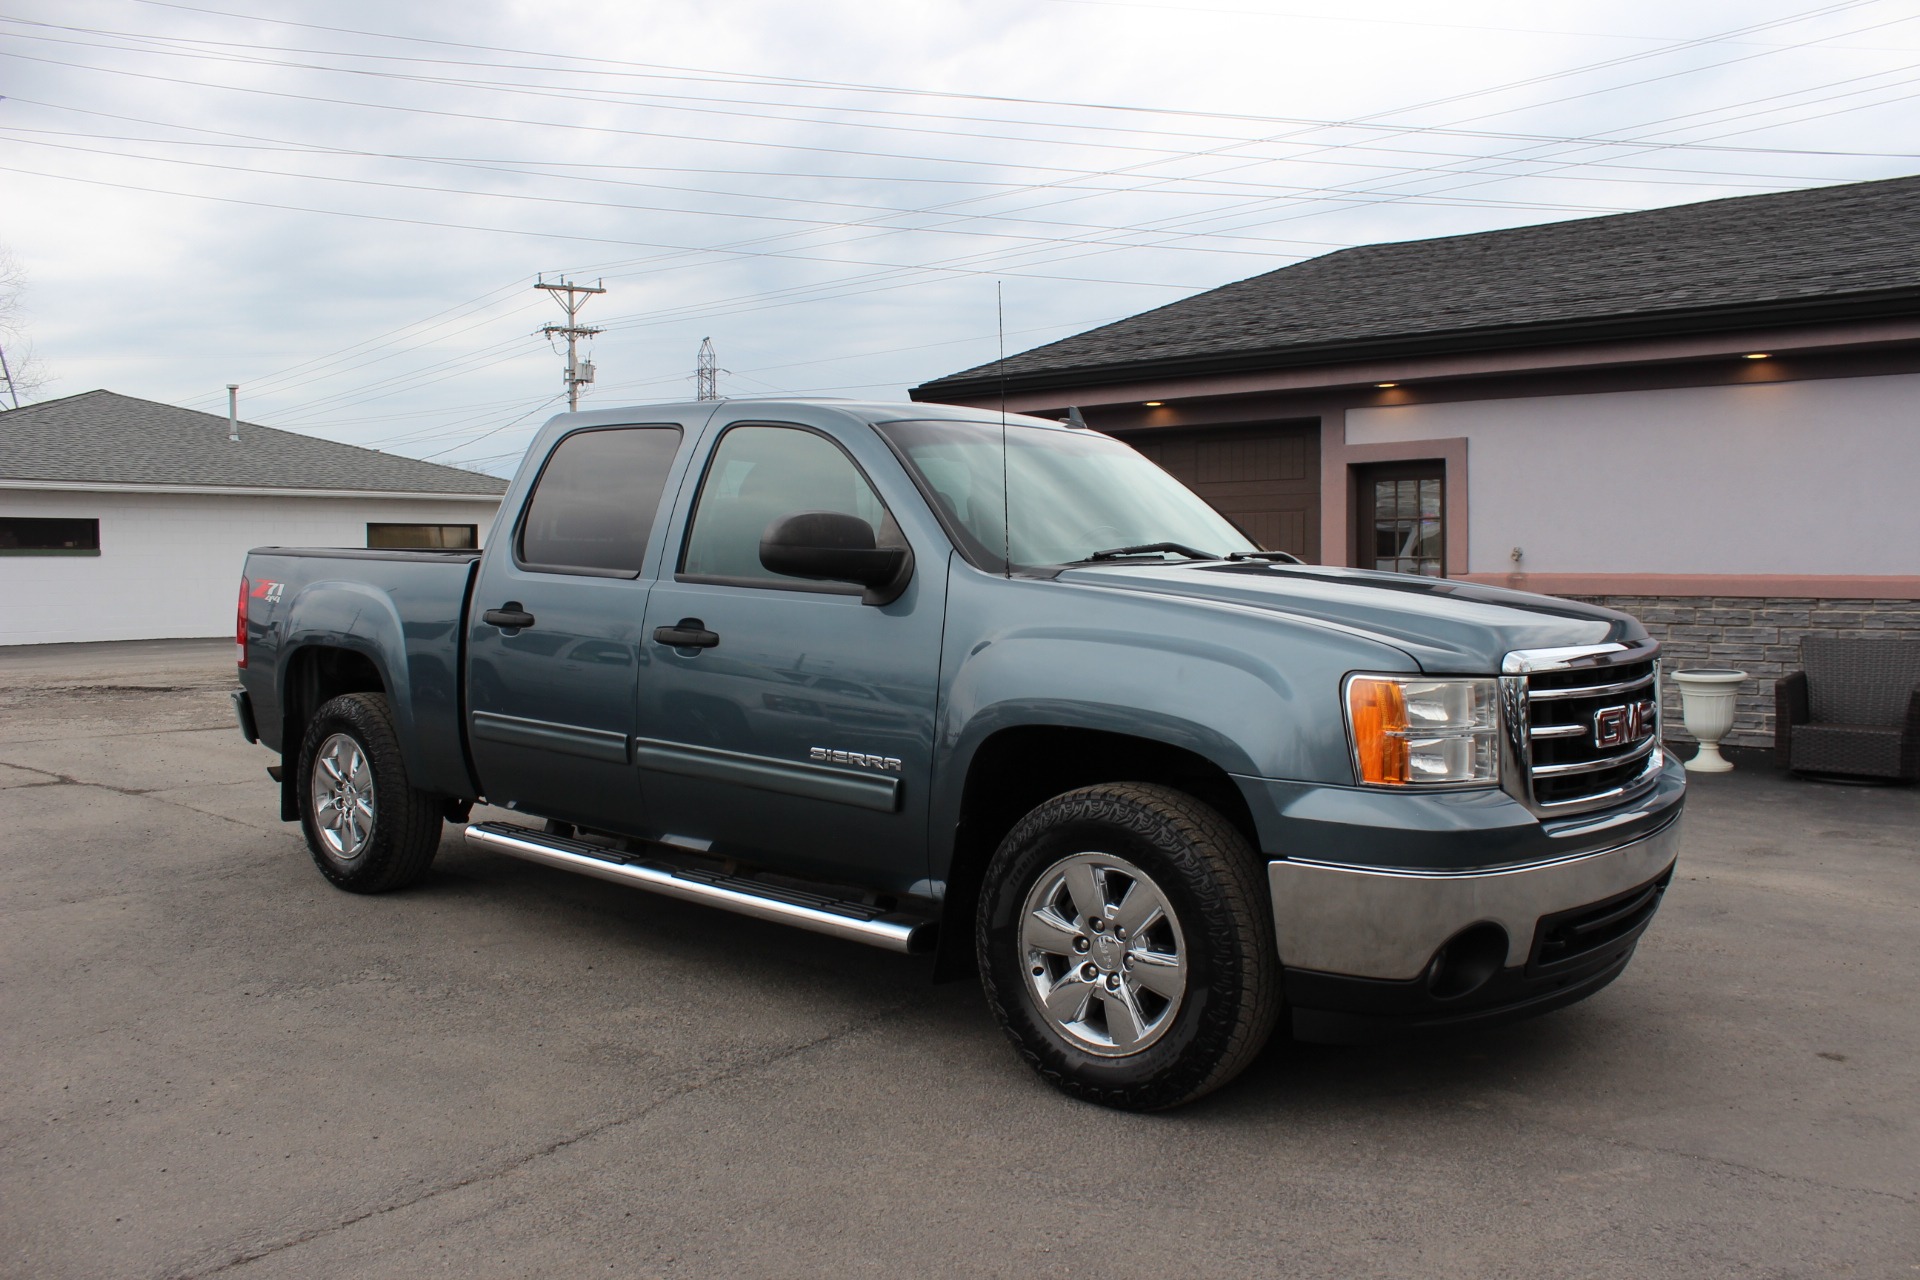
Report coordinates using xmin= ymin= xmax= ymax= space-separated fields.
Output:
xmin=240 ymin=545 xmax=484 ymax=801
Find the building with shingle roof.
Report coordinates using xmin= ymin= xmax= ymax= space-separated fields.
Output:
xmin=915 ymin=173 xmax=1920 ymax=400
xmin=1 ymin=390 xmax=509 ymax=495
xmin=2 ymin=390 xmax=507 ymax=645
xmin=913 ymin=173 xmax=1920 ymax=749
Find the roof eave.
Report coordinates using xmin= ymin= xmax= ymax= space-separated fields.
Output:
xmin=0 ymin=479 xmax=506 ymax=500
xmin=908 ymin=287 xmax=1920 ymax=401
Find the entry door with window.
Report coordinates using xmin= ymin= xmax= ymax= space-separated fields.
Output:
xmin=467 ymin=422 xmax=693 ymax=834
xmin=635 ymin=415 xmax=946 ymax=895
xmin=1355 ymin=462 xmax=1445 ymax=577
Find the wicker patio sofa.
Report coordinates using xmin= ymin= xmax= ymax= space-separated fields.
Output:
xmin=1774 ymin=639 xmax=1920 ymax=780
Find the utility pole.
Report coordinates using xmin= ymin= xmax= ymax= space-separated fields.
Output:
xmin=535 ymin=276 xmax=605 ymax=411
xmin=695 ymin=337 xmax=719 ymax=401
xmin=0 ymin=343 xmax=18 ymax=411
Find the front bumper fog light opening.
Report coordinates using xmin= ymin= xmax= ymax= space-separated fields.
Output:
xmin=1425 ymin=923 xmax=1508 ymax=1000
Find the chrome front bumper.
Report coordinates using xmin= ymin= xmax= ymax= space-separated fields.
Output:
xmin=1267 ymin=815 xmax=1682 ymax=981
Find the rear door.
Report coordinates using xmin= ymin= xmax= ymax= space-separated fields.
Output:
xmin=466 ymin=418 xmax=700 ymax=833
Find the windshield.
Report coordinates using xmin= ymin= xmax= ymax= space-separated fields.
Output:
xmin=876 ymin=418 xmax=1258 ymax=570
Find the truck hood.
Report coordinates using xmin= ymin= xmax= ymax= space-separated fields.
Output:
xmin=1052 ymin=561 xmax=1641 ymax=674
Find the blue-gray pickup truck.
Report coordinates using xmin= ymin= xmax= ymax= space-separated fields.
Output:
xmin=234 ymin=398 xmax=1684 ymax=1110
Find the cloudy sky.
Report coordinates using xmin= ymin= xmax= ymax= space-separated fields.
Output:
xmin=4 ymin=0 xmax=1917 ymax=473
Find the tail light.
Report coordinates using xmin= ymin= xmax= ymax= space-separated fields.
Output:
xmin=236 ymin=576 xmax=249 ymax=668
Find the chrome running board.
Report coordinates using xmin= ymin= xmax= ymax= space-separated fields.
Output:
xmin=463 ymin=821 xmax=934 ymax=954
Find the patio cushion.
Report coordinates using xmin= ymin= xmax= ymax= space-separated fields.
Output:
xmin=1790 ymin=723 xmax=1907 ymax=778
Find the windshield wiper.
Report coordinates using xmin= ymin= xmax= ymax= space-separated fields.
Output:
xmin=1083 ymin=542 xmax=1219 ymax=563
xmin=1227 ymin=550 xmax=1304 ymax=564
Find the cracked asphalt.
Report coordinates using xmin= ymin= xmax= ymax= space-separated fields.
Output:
xmin=2 ymin=638 xmax=1917 ymax=1278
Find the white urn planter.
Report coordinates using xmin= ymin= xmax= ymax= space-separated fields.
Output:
xmin=1671 ymin=669 xmax=1748 ymax=773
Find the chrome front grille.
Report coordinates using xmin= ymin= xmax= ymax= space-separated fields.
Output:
xmin=1502 ymin=641 xmax=1665 ymax=816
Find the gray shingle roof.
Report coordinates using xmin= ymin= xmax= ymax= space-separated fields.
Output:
xmin=0 ymin=391 xmax=508 ymax=496
xmin=914 ymin=173 xmax=1920 ymax=398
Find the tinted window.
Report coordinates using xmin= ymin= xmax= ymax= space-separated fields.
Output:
xmin=0 ymin=517 xmax=99 ymax=554
xmin=367 ymin=523 xmax=477 ymax=549
xmin=681 ymin=425 xmax=898 ymax=586
xmin=519 ymin=426 xmax=682 ymax=574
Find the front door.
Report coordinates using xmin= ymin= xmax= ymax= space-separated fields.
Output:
xmin=467 ymin=422 xmax=690 ymax=833
xmin=635 ymin=416 xmax=944 ymax=895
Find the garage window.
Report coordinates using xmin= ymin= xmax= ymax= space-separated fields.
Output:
xmin=0 ymin=516 xmax=100 ymax=555
xmin=367 ymin=523 xmax=478 ymax=549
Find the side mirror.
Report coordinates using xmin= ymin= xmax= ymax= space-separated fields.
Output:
xmin=760 ymin=511 xmax=913 ymax=606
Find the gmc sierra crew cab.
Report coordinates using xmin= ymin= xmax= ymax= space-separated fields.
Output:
xmin=233 ymin=398 xmax=1684 ymax=1110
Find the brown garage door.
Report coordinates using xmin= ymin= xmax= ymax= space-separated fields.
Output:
xmin=1121 ymin=421 xmax=1321 ymax=561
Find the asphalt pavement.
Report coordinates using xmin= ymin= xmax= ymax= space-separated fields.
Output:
xmin=2 ymin=638 xmax=1916 ymax=1278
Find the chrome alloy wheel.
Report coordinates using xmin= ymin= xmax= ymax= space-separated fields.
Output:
xmin=1019 ymin=851 xmax=1187 ymax=1057
xmin=311 ymin=732 xmax=376 ymax=860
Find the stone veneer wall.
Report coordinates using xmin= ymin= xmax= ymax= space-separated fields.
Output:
xmin=1561 ymin=596 xmax=1920 ymax=748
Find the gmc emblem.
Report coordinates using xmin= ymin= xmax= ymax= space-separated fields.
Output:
xmin=1594 ymin=699 xmax=1657 ymax=749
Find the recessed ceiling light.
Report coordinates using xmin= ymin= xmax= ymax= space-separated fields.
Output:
xmin=1375 ymin=382 xmax=1398 ymax=389
xmin=1143 ymin=400 xmax=1164 ymax=407
xmin=1745 ymin=353 xmax=1771 ymax=360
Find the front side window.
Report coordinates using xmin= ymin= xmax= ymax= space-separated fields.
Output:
xmin=518 ymin=426 xmax=683 ymax=575
xmin=875 ymin=418 xmax=1256 ymax=570
xmin=681 ymin=424 xmax=899 ymax=587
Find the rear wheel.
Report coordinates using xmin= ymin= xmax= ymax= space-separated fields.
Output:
xmin=297 ymin=692 xmax=442 ymax=893
xmin=976 ymin=783 xmax=1282 ymax=1110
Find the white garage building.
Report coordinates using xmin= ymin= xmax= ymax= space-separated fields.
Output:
xmin=0 ymin=390 xmax=507 ymax=646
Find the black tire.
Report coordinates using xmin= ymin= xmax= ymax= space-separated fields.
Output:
xmin=296 ymin=692 xmax=443 ymax=893
xmin=976 ymin=783 xmax=1282 ymax=1111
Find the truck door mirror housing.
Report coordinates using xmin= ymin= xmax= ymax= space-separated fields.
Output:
xmin=760 ymin=511 xmax=913 ymax=606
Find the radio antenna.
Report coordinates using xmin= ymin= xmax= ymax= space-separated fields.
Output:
xmin=998 ymin=282 xmax=1010 ymax=579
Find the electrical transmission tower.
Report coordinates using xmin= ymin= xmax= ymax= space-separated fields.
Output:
xmin=695 ymin=337 xmax=719 ymax=400
xmin=535 ymin=277 xmax=605 ymax=411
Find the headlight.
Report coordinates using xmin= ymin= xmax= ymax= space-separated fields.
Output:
xmin=1345 ymin=675 xmax=1500 ymax=787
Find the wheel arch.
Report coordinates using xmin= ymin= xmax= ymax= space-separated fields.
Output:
xmin=277 ymin=643 xmax=390 ymax=821
xmin=931 ymin=722 xmax=1263 ymax=982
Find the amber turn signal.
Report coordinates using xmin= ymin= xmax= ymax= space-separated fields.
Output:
xmin=1347 ymin=676 xmax=1410 ymax=785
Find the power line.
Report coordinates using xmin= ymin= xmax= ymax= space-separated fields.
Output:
xmin=11 ymin=13 xmax=1916 ymax=164
xmin=9 ymin=0 xmax=1906 ymax=461
xmin=415 ymin=392 xmax=566 ymax=461
xmin=108 ymin=0 xmax=1915 ymax=142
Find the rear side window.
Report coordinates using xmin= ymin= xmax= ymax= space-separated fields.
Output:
xmin=518 ymin=426 xmax=683 ymax=575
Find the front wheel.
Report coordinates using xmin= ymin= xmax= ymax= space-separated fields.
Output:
xmin=297 ymin=692 xmax=443 ymax=893
xmin=976 ymin=783 xmax=1283 ymax=1110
